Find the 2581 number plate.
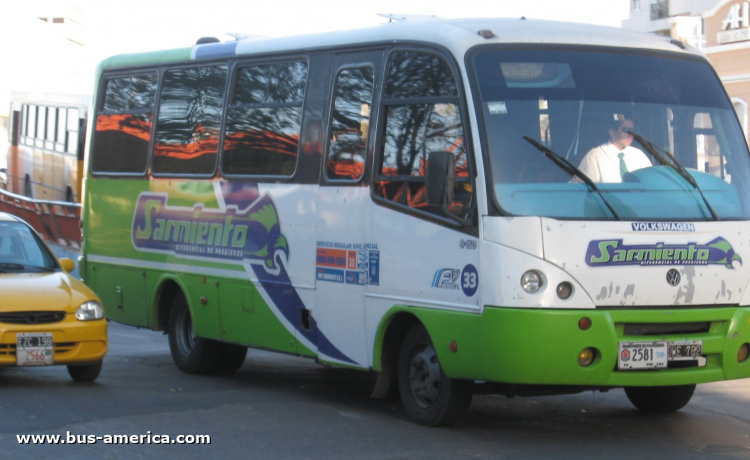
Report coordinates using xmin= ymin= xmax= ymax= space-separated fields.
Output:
xmin=618 ymin=340 xmax=703 ymax=370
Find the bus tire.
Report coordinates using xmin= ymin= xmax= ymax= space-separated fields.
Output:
xmin=624 ymin=384 xmax=696 ymax=413
xmin=397 ymin=323 xmax=473 ymax=426
xmin=168 ymin=292 xmax=223 ymax=374
xmin=67 ymin=360 xmax=103 ymax=382
xmin=216 ymin=343 xmax=247 ymax=373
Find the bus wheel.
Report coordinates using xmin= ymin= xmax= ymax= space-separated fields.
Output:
xmin=397 ymin=324 xmax=473 ymax=426
xmin=168 ymin=292 xmax=223 ymax=374
xmin=67 ymin=360 xmax=103 ymax=382
xmin=215 ymin=344 xmax=247 ymax=373
xmin=624 ymin=384 xmax=696 ymax=413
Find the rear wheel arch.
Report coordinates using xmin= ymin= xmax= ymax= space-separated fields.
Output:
xmin=154 ymin=277 xmax=186 ymax=332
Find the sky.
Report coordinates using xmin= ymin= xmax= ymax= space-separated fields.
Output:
xmin=0 ymin=0 xmax=633 ymax=111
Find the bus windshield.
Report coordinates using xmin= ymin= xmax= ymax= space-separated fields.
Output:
xmin=472 ymin=47 xmax=750 ymax=220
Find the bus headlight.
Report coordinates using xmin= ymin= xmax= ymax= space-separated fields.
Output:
xmin=520 ymin=270 xmax=543 ymax=293
xmin=75 ymin=301 xmax=104 ymax=321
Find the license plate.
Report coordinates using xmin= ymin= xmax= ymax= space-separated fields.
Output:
xmin=618 ymin=340 xmax=703 ymax=370
xmin=16 ymin=333 xmax=53 ymax=366
xmin=668 ymin=340 xmax=703 ymax=360
xmin=619 ymin=341 xmax=668 ymax=370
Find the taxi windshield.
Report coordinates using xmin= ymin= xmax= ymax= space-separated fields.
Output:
xmin=471 ymin=47 xmax=750 ymax=220
xmin=0 ymin=222 xmax=57 ymax=272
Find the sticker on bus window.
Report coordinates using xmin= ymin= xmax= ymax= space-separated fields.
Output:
xmin=487 ymin=102 xmax=508 ymax=115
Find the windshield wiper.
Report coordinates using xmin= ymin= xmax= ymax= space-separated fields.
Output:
xmin=628 ymin=130 xmax=720 ymax=221
xmin=0 ymin=263 xmax=26 ymax=271
xmin=523 ymin=136 xmax=621 ymax=220
xmin=0 ymin=262 xmax=54 ymax=272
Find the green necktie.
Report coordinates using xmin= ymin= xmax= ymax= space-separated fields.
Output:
xmin=618 ymin=152 xmax=628 ymax=178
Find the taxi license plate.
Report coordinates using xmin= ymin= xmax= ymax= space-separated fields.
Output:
xmin=16 ymin=333 xmax=53 ymax=366
xmin=618 ymin=340 xmax=703 ymax=370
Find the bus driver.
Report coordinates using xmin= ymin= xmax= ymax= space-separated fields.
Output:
xmin=577 ymin=117 xmax=652 ymax=183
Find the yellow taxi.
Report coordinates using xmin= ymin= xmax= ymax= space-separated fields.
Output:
xmin=0 ymin=212 xmax=106 ymax=381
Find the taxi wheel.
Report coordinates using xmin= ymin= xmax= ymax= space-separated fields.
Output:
xmin=67 ymin=360 xmax=102 ymax=382
xmin=397 ymin=324 xmax=473 ymax=426
xmin=624 ymin=384 xmax=696 ymax=412
xmin=168 ymin=292 xmax=223 ymax=374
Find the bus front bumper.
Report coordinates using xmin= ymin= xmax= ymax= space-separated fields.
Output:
xmin=466 ymin=306 xmax=750 ymax=387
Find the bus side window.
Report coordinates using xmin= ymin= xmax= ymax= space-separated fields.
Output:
xmin=153 ymin=66 xmax=227 ymax=176
xmin=326 ymin=66 xmax=374 ymax=181
xmin=222 ymin=61 xmax=308 ymax=177
xmin=92 ymin=73 xmax=157 ymax=174
xmin=374 ymin=50 xmax=470 ymax=215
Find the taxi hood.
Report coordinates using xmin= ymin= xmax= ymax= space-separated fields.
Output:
xmin=0 ymin=272 xmax=76 ymax=312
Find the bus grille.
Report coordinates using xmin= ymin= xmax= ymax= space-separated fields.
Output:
xmin=623 ymin=322 xmax=710 ymax=336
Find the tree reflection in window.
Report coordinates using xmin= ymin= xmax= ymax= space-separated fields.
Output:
xmin=153 ymin=66 xmax=227 ymax=175
xmin=376 ymin=51 xmax=469 ymax=214
xmin=223 ymin=61 xmax=308 ymax=176
xmin=327 ymin=66 xmax=374 ymax=181
xmin=92 ymin=73 xmax=157 ymax=174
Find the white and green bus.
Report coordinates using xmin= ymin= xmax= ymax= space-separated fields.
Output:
xmin=81 ymin=16 xmax=750 ymax=426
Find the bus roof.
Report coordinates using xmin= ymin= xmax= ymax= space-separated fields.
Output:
xmin=99 ymin=16 xmax=703 ymax=71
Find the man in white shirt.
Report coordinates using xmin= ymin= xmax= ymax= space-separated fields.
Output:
xmin=577 ymin=118 xmax=652 ymax=183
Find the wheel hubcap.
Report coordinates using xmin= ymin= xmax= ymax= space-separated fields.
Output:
xmin=408 ymin=344 xmax=441 ymax=408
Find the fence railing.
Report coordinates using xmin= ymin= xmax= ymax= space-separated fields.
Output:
xmin=0 ymin=188 xmax=81 ymax=248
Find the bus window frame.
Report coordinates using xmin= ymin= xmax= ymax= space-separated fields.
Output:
xmin=219 ymin=55 xmax=311 ymax=183
xmin=370 ymin=45 xmax=478 ymax=234
xmin=90 ymin=70 xmax=160 ymax=178
xmin=322 ymin=59 xmax=380 ymax=186
xmin=151 ymin=63 xmax=229 ymax=179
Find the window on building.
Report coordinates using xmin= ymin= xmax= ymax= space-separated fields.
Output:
xmin=222 ymin=61 xmax=308 ymax=177
xmin=733 ymin=98 xmax=748 ymax=138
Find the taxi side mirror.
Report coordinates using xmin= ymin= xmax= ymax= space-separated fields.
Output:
xmin=59 ymin=258 xmax=76 ymax=273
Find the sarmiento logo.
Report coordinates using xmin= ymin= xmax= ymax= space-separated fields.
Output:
xmin=586 ymin=237 xmax=741 ymax=269
xmin=131 ymin=192 xmax=288 ymax=273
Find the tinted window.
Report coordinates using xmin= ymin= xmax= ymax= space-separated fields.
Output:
xmin=384 ymin=51 xmax=457 ymax=98
xmin=153 ymin=66 xmax=227 ymax=175
xmin=327 ymin=66 xmax=374 ymax=181
xmin=375 ymin=51 xmax=470 ymax=217
xmin=222 ymin=61 xmax=308 ymax=176
xmin=92 ymin=73 xmax=158 ymax=174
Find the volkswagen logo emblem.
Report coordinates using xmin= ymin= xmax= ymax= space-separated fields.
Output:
xmin=666 ymin=269 xmax=681 ymax=286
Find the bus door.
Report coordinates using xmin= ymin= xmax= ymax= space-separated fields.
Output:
xmin=314 ymin=50 xmax=383 ymax=368
xmin=366 ymin=49 xmax=481 ymax=325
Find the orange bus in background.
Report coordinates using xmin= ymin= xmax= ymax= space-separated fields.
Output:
xmin=6 ymin=92 xmax=88 ymax=202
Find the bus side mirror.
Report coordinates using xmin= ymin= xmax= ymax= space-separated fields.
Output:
xmin=426 ymin=151 xmax=455 ymax=207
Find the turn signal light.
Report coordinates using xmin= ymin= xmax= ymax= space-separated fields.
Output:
xmin=738 ymin=343 xmax=750 ymax=363
xmin=556 ymin=282 xmax=573 ymax=300
xmin=578 ymin=348 xmax=596 ymax=367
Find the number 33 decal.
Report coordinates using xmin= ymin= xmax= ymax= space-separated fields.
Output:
xmin=461 ymin=264 xmax=478 ymax=297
